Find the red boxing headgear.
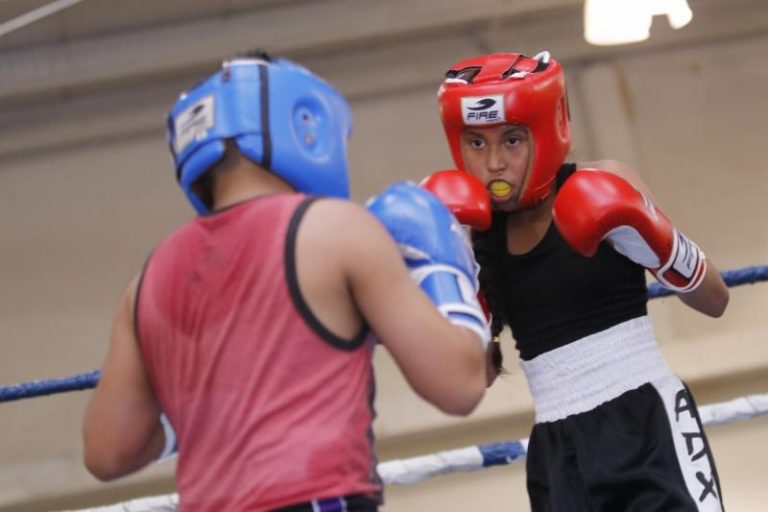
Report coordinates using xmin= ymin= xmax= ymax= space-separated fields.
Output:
xmin=438 ymin=51 xmax=571 ymax=207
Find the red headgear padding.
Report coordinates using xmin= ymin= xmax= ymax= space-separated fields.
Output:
xmin=438 ymin=51 xmax=571 ymax=207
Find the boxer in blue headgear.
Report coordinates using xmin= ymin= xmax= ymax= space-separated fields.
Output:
xmin=167 ymin=50 xmax=353 ymax=213
xmin=83 ymin=50 xmax=490 ymax=511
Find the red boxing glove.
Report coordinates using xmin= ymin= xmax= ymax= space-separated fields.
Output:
xmin=420 ymin=170 xmax=491 ymax=231
xmin=553 ymin=169 xmax=707 ymax=293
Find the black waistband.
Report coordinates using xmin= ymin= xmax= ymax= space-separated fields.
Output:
xmin=273 ymin=494 xmax=378 ymax=512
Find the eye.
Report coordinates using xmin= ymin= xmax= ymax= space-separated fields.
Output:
xmin=468 ymin=138 xmax=485 ymax=149
xmin=505 ymin=131 xmax=528 ymax=146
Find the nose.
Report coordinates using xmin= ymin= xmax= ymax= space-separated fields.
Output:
xmin=487 ymin=146 xmax=507 ymax=175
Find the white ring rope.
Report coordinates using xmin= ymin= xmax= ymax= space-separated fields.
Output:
xmin=64 ymin=392 xmax=768 ymax=512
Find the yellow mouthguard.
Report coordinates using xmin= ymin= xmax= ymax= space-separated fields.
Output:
xmin=489 ymin=181 xmax=512 ymax=198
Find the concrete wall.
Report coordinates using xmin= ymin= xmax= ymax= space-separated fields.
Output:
xmin=1 ymin=1 xmax=767 ymax=510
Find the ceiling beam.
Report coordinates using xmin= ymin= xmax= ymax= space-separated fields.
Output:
xmin=0 ymin=0 xmax=576 ymax=102
xmin=0 ymin=0 xmax=766 ymax=161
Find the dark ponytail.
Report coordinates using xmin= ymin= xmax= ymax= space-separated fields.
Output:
xmin=472 ymin=211 xmax=508 ymax=373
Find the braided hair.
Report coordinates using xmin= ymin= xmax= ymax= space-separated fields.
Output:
xmin=472 ymin=211 xmax=509 ymax=373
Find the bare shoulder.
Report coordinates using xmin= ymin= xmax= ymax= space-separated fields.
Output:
xmin=295 ymin=196 xmax=407 ymax=312
xmin=578 ymin=159 xmax=636 ymax=179
xmin=302 ymin=197 xmax=370 ymax=223
xmin=300 ymin=197 xmax=392 ymax=244
xmin=105 ymin=273 xmax=142 ymax=344
xmin=126 ymin=273 xmax=141 ymax=300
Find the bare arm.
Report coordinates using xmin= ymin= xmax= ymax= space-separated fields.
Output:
xmin=580 ymin=159 xmax=729 ymax=317
xmin=675 ymin=259 xmax=729 ymax=317
xmin=82 ymin=276 xmax=166 ymax=481
xmin=309 ymin=199 xmax=486 ymax=415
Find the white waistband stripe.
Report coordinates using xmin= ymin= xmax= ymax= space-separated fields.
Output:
xmin=520 ymin=316 xmax=672 ymax=423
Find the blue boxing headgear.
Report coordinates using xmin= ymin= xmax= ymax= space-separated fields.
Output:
xmin=167 ymin=55 xmax=352 ymax=214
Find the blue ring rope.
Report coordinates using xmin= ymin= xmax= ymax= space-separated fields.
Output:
xmin=479 ymin=440 xmax=528 ymax=466
xmin=0 ymin=369 xmax=101 ymax=403
xmin=2 ymin=264 xmax=767 ymax=404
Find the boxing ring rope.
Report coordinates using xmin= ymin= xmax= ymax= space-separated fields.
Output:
xmin=1 ymin=264 xmax=766 ymax=511
xmin=58 ymin=393 xmax=768 ymax=511
xmin=3 ymin=265 xmax=766 ymax=405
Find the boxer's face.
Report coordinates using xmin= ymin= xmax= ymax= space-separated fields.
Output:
xmin=459 ymin=124 xmax=531 ymax=211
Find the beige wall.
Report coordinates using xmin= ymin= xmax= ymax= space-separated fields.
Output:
xmin=1 ymin=2 xmax=767 ymax=511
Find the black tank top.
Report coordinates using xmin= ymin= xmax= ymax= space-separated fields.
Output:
xmin=502 ymin=164 xmax=648 ymax=360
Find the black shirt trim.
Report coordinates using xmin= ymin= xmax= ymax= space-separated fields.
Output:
xmin=284 ymin=197 xmax=368 ymax=351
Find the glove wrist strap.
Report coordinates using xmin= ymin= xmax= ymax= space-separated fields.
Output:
xmin=410 ymin=265 xmax=491 ymax=348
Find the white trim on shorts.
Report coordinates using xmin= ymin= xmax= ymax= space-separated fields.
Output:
xmin=520 ymin=315 xmax=672 ymax=423
xmin=521 ymin=316 xmax=723 ymax=510
xmin=653 ymin=374 xmax=723 ymax=511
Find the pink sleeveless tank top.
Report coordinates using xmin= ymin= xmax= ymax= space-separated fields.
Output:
xmin=136 ymin=195 xmax=380 ymax=511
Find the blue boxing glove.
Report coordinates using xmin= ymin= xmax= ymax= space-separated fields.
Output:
xmin=367 ymin=182 xmax=491 ymax=348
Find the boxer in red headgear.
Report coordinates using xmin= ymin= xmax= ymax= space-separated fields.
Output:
xmin=439 ymin=51 xmax=570 ymax=209
xmin=426 ymin=51 xmax=730 ymax=511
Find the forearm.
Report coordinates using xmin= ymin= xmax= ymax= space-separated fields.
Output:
xmin=83 ymin=275 xmax=168 ymax=480
xmin=397 ymin=325 xmax=486 ymax=415
xmin=676 ymin=259 xmax=729 ymax=317
xmin=83 ymin=412 xmax=165 ymax=481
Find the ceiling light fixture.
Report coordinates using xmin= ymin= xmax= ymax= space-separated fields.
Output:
xmin=584 ymin=0 xmax=693 ymax=46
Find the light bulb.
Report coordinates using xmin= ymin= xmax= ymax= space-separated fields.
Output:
xmin=584 ymin=0 xmax=694 ymax=46
xmin=584 ymin=0 xmax=652 ymax=46
xmin=652 ymin=0 xmax=694 ymax=29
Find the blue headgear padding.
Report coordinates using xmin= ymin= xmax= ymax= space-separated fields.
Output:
xmin=166 ymin=56 xmax=353 ymax=214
